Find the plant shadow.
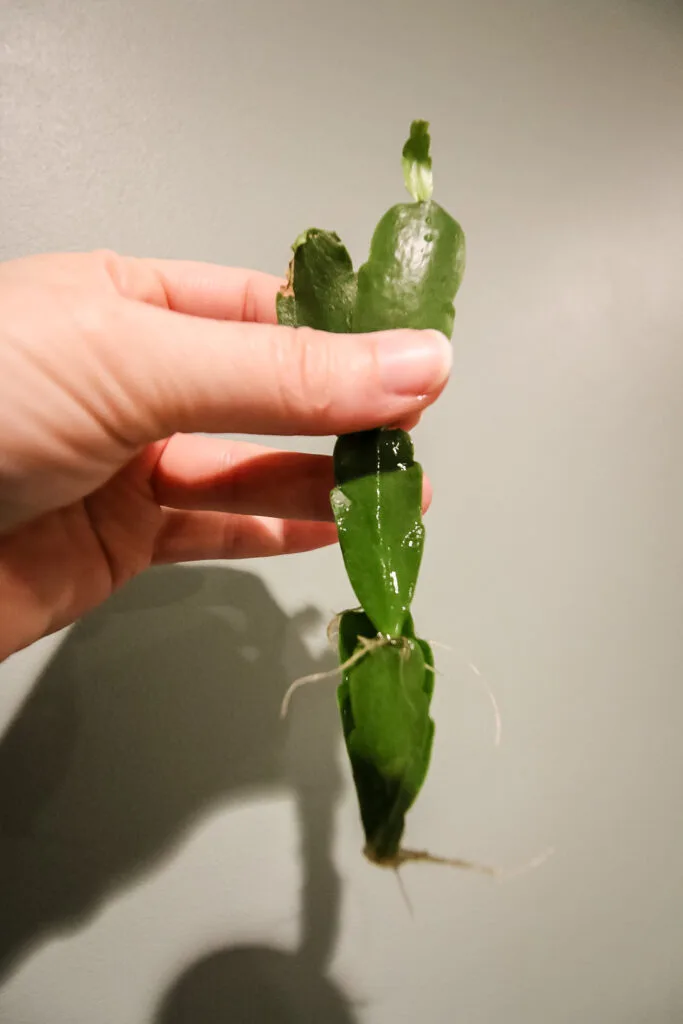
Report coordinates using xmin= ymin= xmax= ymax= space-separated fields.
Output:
xmin=0 ymin=564 xmax=355 ymax=1017
xmin=155 ymin=944 xmax=358 ymax=1024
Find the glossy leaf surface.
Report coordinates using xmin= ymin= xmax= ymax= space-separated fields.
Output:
xmin=332 ymin=429 xmax=424 ymax=637
xmin=353 ymin=200 xmax=465 ymax=338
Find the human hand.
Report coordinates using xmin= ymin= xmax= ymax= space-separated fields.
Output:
xmin=0 ymin=250 xmax=452 ymax=660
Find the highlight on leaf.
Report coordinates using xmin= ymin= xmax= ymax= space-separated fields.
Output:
xmin=401 ymin=119 xmax=433 ymax=202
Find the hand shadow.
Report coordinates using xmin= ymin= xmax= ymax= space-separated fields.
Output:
xmin=0 ymin=564 xmax=351 ymax=1012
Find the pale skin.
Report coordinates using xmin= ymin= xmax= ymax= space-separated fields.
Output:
xmin=0 ymin=250 xmax=453 ymax=662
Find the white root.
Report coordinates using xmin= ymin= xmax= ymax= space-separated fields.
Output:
xmin=282 ymin=618 xmax=554 ymax=882
xmin=394 ymin=867 xmax=415 ymax=918
xmin=426 ymin=640 xmax=503 ymax=747
xmin=325 ymin=613 xmax=342 ymax=647
xmin=496 ymin=845 xmax=556 ymax=880
xmin=373 ymin=844 xmax=555 ymax=881
xmin=280 ymin=633 xmax=400 ymax=719
xmin=281 ymin=621 xmax=503 ymax=751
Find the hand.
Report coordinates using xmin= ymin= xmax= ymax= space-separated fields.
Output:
xmin=0 ymin=250 xmax=452 ymax=660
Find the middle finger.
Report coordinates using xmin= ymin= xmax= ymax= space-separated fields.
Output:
xmin=152 ymin=433 xmax=432 ymax=522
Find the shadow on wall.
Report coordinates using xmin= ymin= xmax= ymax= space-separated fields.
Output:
xmin=0 ymin=564 xmax=357 ymax=1021
xmin=155 ymin=945 xmax=358 ymax=1024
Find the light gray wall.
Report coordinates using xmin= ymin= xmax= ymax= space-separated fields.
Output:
xmin=1 ymin=1 xmax=683 ymax=1022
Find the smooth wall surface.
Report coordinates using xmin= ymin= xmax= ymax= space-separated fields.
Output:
xmin=1 ymin=1 xmax=683 ymax=1021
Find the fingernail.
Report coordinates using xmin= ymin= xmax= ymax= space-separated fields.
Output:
xmin=377 ymin=330 xmax=452 ymax=396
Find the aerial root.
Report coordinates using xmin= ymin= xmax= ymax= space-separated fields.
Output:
xmin=426 ymin=640 xmax=503 ymax=747
xmin=282 ymin=621 xmax=502 ymax=750
xmin=280 ymin=632 xmax=399 ymax=718
xmin=367 ymin=844 xmax=555 ymax=881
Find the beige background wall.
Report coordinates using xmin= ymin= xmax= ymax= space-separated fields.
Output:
xmin=1 ymin=1 xmax=683 ymax=1021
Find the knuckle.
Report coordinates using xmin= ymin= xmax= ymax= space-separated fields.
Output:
xmin=69 ymin=291 xmax=124 ymax=362
xmin=68 ymin=294 xmax=154 ymax=445
xmin=74 ymin=249 xmax=126 ymax=295
xmin=89 ymin=248 xmax=129 ymax=295
xmin=212 ymin=445 xmax=238 ymax=506
xmin=93 ymin=249 xmax=170 ymax=307
xmin=277 ymin=327 xmax=335 ymax=422
xmin=219 ymin=512 xmax=238 ymax=556
xmin=89 ymin=248 xmax=123 ymax=276
xmin=240 ymin=273 xmax=259 ymax=322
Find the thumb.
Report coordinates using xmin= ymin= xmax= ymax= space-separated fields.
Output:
xmin=110 ymin=299 xmax=453 ymax=442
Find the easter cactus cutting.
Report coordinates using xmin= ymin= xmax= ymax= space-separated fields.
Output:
xmin=278 ymin=121 xmax=466 ymax=866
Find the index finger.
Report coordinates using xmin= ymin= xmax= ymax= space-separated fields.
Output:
xmin=107 ymin=253 xmax=283 ymax=324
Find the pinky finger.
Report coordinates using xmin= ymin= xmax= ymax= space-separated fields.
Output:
xmin=153 ymin=509 xmax=338 ymax=564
